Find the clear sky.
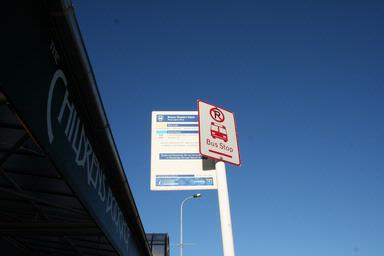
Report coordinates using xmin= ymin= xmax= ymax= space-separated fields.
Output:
xmin=73 ymin=1 xmax=383 ymax=255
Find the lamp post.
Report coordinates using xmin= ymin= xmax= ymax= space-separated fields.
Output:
xmin=180 ymin=193 xmax=202 ymax=256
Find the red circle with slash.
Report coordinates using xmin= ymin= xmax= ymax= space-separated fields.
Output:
xmin=210 ymin=107 xmax=225 ymax=122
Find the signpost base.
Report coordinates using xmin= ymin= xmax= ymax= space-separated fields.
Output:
xmin=216 ymin=161 xmax=235 ymax=256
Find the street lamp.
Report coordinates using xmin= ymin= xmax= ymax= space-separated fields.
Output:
xmin=180 ymin=193 xmax=202 ymax=256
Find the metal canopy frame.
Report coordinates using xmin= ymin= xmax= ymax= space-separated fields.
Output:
xmin=0 ymin=92 xmax=119 ymax=255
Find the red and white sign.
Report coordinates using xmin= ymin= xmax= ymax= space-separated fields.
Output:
xmin=198 ymin=100 xmax=241 ymax=166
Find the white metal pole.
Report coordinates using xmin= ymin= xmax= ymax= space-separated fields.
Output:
xmin=180 ymin=199 xmax=183 ymax=256
xmin=216 ymin=161 xmax=235 ymax=256
xmin=180 ymin=196 xmax=192 ymax=256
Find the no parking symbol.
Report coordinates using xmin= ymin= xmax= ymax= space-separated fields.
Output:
xmin=210 ymin=108 xmax=225 ymax=123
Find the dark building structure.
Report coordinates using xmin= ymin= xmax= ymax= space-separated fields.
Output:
xmin=1 ymin=1 xmax=168 ymax=255
xmin=146 ymin=234 xmax=170 ymax=256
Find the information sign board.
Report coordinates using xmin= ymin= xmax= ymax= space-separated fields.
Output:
xmin=151 ymin=111 xmax=217 ymax=190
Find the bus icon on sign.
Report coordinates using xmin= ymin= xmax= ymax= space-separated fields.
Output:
xmin=210 ymin=122 xmax=228 ymax=142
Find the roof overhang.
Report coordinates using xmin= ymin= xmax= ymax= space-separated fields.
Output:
xmin=1 ymin=1 xmax=151 ymax=255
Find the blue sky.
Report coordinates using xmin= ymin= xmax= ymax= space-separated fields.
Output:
xmin=73 ymin=1 xmax=383 ymax=255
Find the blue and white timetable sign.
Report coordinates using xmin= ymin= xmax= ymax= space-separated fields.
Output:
xmin=151 ymin=111 xmax=217 ymax=191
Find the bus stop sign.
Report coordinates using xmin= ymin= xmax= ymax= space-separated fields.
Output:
xmin=198 ymin=100 xmax=241 ymax=166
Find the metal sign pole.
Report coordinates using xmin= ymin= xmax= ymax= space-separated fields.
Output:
xmin=216 ymin=161 xmax=235 ymax=256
